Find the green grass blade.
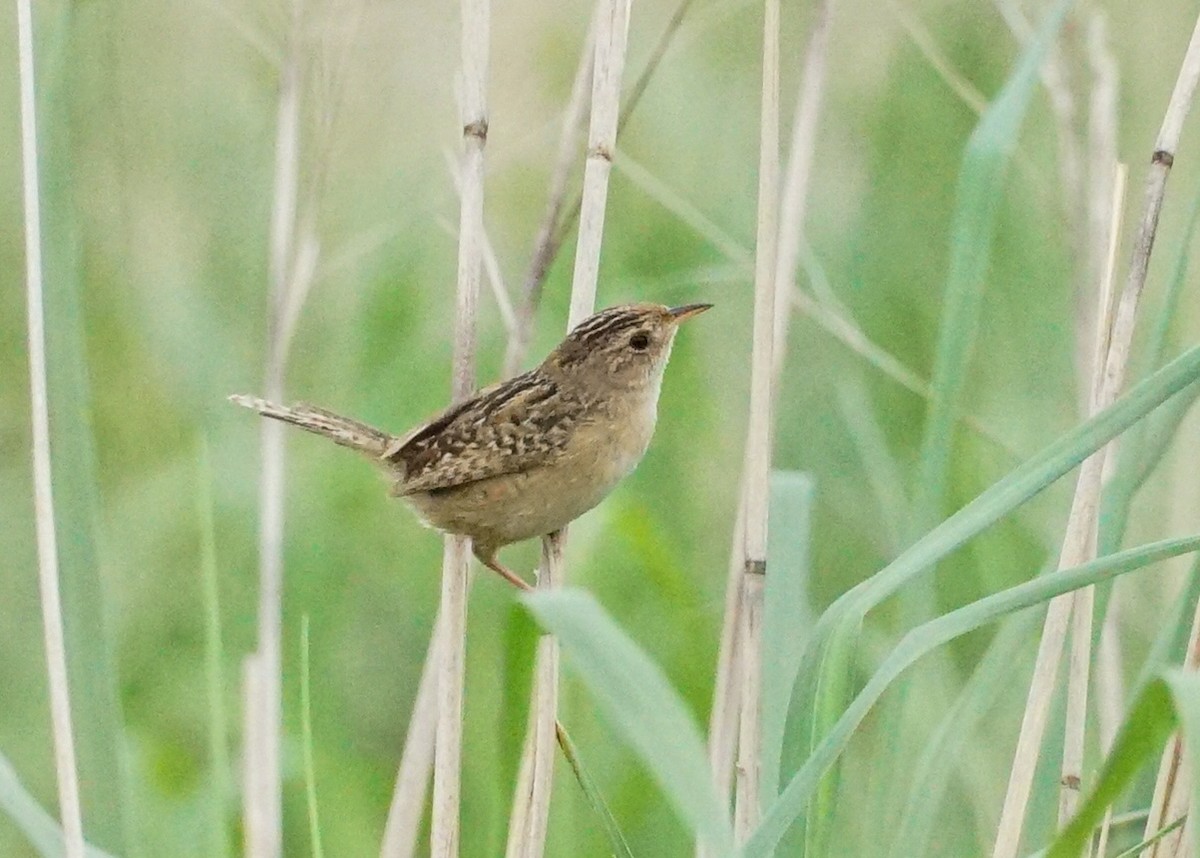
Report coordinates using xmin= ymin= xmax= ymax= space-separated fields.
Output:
xmin=746 ymin=535 xmax=1200 ymax=857
xmin=1042 ymin=678 xmax=1177 ymax=858
xmin=778 ymin=338 xmax=1200 ymax=829
xmin=0 ymin=751 xmax=116 ymax=858
xmin=522 ymin=589 xmax=735 ymax=857
xmin=301 ymin=615 xmax=326 ymax=858
xmin=761 ymin=471 xmax=816 ymax=803
xmin=910 ymin=0 xmax=1074 ymax=534
xmin=36 ymin=4 xmax=129 ymax=852
xmin=197 ymin=439 xmax=231 ymax=858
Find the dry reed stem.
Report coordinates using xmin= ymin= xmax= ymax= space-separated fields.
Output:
xmin=991 ymin=16 xmax=1200 ymax=857
xmin=1058 ymin=162 xmax=1124 ymax=836
xmin=381 ymin=157 xmax=510 ymax=858
xmin=506 ymin=534 xmax=565 ymax=858
xmin=732 ymin=0 xmax=780 ymax=839
xmin=704 ymin=2 xmax=827 ymax=847
xmin=1085 ymin=36 xmax=1125 ymax=855
xmin=507 ymin=1 xmax=632 ymax=851
xmin=248 ymin=4 xmax=306 ymax=851
xmin=16 ymin=0 xmax=84 ymax=853
xmin=380 ymin=612 xmax=443 ymax=858
xmin=520 ymin=0 xmax=695 ymax=338
xmin=703 ymin=491 xmax=747 ymax=848
xmin=242 ymin=655 xmax=266 ymax=858
xmin=430 ymin=0 xmax=490 ymax=853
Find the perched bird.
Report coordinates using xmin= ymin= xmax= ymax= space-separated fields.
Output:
xmin=231 ymin=301 xmax=711 ymax=589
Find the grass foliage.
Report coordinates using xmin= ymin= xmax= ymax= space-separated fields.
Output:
xmin=4 ymin=0 xmax=1200 ymax=855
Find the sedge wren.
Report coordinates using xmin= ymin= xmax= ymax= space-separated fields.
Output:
xmin=231 ymin=301 xmax=711 ymax=589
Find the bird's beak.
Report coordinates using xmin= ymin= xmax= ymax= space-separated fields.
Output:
xmin=667 ymin=303 xmax=713 ymax=324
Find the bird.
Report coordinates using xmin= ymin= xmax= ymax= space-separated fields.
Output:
xmin=230 ymin=301 xmax=711 ymax=589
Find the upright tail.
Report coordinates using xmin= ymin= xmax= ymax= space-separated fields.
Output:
xmin=229 ymin=395 xmax=395 ymax=459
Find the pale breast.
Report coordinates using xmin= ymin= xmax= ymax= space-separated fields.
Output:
xmin=402 ymin=392 xmax=659 ymax=548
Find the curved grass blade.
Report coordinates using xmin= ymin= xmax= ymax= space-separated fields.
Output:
xmin=746 ymin=535 xmax=1200 ymax=857
xmin=778 ymin=337 xmax=1200 ymax=839
xmin=522 ymin=589 xmax=735 ymax=857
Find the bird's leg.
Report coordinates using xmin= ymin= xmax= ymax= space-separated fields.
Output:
xmin=473 ymin=544 xmax=532 ymax=590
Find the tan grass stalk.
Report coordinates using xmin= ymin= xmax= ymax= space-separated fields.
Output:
xmin=248 ymin=4 xmax=308 ymax=850
xmin=379 ymin=612 xmax=443 ymax=858
xmin=505 ymin=534 xmax=565 ymax=858
xmin=380 ymin=158 xmax=511 ymax=858
xmin=507 ymin=1 xmax=632 ymax=852
xmin=1085 ymin=33 xmax=1125 ymax=857
xmin=732 ymin=0 xmax=780 ymax=839
xmin=991 ymin=16 xmax=1200 ymax=857
xmin=430 ymin=0 xmax=490 ymax=854
xmin=16 ymin=0 xmax=84 ymax=853
xmin=242 ymin=655 xmax=267 ymax=858
xmin=518 ymin=0 xmax=695 ymax=347
xmin=1058 ymin=162 xmax=1125 ymax=837
xmin=702 ymin=2 xmax=828 ymax=842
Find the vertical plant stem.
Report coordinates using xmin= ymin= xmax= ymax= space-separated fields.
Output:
xmin=992 ymin=15 xmax=1200 ymax=857
xmin=380 ymin=612 xmax=443 ymax=858
xmin=242 ymin=654 xmax=266 ymax=858
xmin=16 ymin=0 xmax=84 ymax=854
xmin=569 ymin=0 xmax=633 ymax=323
xmin=1058 ymin=162 xmax=1124 ymax=836
xmin=733 ymin=0 xmax=779 ymax=840
xmin=705 ymin=2 xmax=827 ymax=850
xmin=507 ymin=1 xmax=632 ymax=853
xmin=431 ymin=0 xmax=489 ymax=854
xmin=249 ymin=2 xmax=304 ymax=850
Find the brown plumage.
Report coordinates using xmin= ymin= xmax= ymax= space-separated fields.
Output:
xmin=231 ymin=301 xmax=710 ymax=588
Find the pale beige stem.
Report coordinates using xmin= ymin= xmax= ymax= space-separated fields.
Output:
xmin=250 ymin=3 xmax=306 ymax=851
xmin=733 ymin=0 xmax=780 ymax=840
xmin=992 ymin=16 xmax=1200 ymax=855
xmin=1059 ymin=162 xmax=1125 ymax=835
xmin=380 ymin=611 xmax=443 ymax=858
xmin=17 ymin=0 xmax=84 ymax=850
xmin=431 ymin=0 xmax=490 ymax=853
xmin=506 ymin=1 xmax=631 ymax=851
xmin=506 ymin=535 xmax=565 ymax=858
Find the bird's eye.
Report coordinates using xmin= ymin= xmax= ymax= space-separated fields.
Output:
xmin=629 ymin=332 xmax=651 ymax=351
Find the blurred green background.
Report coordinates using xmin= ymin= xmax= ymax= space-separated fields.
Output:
xmin=3 ymin=0 xmax=1200 ymax=855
